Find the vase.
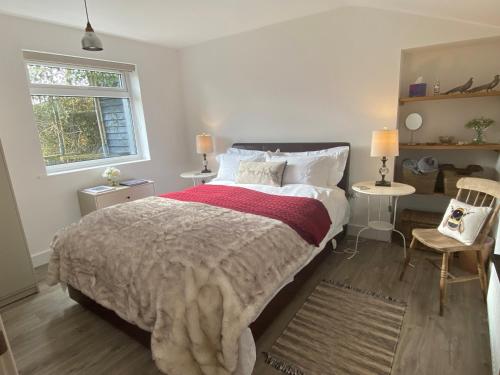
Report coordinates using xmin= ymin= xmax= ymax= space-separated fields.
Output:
xmin=107 ymin=178 xmax=118 ymax=187
xmin=472 ymin=127 xmax=486 ymax=144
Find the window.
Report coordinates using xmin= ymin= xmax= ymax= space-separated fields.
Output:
xmin=24 ymin=53 xmax=148 ymax=174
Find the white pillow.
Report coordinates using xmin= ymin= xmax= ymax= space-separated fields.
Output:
xmin=270 ymin=146 xmax=349 ymax=186
xmin=226 ymin=147 xmax=266 ymax=157
xmin=214 ymin=152 xmax=265 ymax=182
xmin=438 ymin=199 xmax=492 ymax=245
xmin=266 ymin=154 xmax=330 ymax=187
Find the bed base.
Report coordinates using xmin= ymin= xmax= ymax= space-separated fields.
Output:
xmin=68 ymin=228 xmax=345 ymax=347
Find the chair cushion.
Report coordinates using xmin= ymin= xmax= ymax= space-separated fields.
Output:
xmin=438 ymin=199 xmax=492 ymax=245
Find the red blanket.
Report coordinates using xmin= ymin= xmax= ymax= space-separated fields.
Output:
xmin=160 ymin=184 xmax=331 ymax=246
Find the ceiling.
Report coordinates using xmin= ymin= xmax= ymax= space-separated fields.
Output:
xmin=0 ymin=0 xmax=499 ymax=47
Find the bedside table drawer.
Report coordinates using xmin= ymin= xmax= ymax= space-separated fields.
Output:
xmin=95 ymin=189 xmax=132 ymax=209
xmin=126 ymin=183 xmax=155 ymax=201
xmin=95 ymin=183 xmax=155 ymax=209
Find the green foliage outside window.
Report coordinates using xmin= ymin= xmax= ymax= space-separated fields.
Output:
xmin=32 ymin=95 xmax=105 ymax=166
xmin=28 ymin=64 xmax=135 ymax=166
xmin=28 ymin=64 xmax=122 ymax=88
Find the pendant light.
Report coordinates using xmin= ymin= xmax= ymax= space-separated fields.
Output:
xmin=81 ymin=0 xmax=103 ymax=51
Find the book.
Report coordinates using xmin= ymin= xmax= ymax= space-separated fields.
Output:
xmin=120 ymin=179 xmax=150 ymax=186
xmin=82 ymin=185 xmax=115 ymax=194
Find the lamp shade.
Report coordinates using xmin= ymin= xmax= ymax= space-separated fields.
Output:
xmin=196 ymin=134 xmax=214 ymax=154
xmin=371 ymin=129 xmax=399 ymax=157
xmin=81 ymin=23 xmax=103 ymax=51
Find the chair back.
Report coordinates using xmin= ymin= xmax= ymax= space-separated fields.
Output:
xmin=456 ymin=177 xmax=500 ymax=245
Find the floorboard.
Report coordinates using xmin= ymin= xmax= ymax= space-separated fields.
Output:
xmin=0 ymin=237 xmax=491 ymax=375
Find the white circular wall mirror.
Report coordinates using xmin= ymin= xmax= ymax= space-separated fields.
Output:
xmin=405 ymin=113 xmax=423 ymax=145
xmin=405 ymin=113 xmax=423 ymax=130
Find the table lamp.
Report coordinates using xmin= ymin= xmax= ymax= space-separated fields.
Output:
xmin=196 ymin=134 xmax=214 ymax=173
xmin=371 ymin=128 xmax=399 ymax=187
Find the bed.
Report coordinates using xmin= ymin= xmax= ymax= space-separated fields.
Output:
xmin=49 ymin=142 xmax=350 ymax=375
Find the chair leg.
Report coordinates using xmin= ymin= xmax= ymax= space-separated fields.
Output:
xmin=476 ymin=250 xmax=487 ymax=302
xmin=439 ymin=253 xmax=449 ymax=316
xmin=399 ymin=236 xmax=416 ymax=281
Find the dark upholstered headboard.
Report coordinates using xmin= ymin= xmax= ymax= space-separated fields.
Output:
xmin=231 ymin=142 xmax=350 ymax=193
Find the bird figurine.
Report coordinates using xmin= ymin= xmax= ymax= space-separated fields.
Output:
xmin=444 ymin=77 xmax=473 ymax=95
xmin=467 ymin=74 xmax=500 ymax=93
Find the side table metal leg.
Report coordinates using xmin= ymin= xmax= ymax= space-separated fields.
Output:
xmin=393 ymin=229 xmax=407 ymax=258
xmin=391 ymin=196 xmax=406 ymax=258
xmin=352 ymin=226 xmax=370 ymax=259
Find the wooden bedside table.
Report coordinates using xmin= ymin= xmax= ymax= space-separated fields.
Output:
xmin=181 ymin=171 xmax=217 ymax=186
xmin=352 ymin=181 xmax=415 ymax=258
xmin=78 ymin=181 xmax=156 ymax=216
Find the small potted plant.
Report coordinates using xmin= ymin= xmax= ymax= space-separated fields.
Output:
xmin=465 ymin=117 xmax=495 ymax=144
xmin=102 ymin=167 xmax=121 ymax=186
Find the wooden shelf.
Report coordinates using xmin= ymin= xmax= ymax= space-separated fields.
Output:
xmin=399 ymin=143 xmax=500 ymax=151
xmin=399 ymin=90 xmax=500 ymax=105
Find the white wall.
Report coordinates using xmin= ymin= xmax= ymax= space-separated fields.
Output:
xmin=180 ymin=6 xmax=500 ymax=233
xmin=0 ymin=14 xmax=191 ymax=265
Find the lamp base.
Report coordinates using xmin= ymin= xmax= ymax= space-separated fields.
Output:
xmin=201 ymin=153 xmax=211 ymax=173
xmin=375 ymin=180 xmax=391 ymax=187
xmin=375 ymin=156 xmax=391 ymax=187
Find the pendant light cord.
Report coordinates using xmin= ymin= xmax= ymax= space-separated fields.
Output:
xmin=84 ymin=0 xmax=90 ymax=23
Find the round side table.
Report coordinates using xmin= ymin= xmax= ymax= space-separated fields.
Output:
xmin=352 ymin=181 xmax=415 ymax=258
xmin=180 ymin=171 xmax=217 ymax=186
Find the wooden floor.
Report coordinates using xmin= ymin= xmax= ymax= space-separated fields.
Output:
xmin=1 ymin=238 xmax=491 ymax=375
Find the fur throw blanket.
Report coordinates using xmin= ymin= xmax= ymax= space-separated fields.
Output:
xmin=47 ymin=196 xmax=315 ymax=375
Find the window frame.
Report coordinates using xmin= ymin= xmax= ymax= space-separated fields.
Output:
xmin=25 ymin=59 xmax=148 ymax=175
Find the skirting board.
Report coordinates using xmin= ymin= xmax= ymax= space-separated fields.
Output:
xmin=347 ymin=223 xmax=391 ymax=242
xmin=31 ymin=249 xmax=52 ymax=268
xmin=0 ymin=285 xmax=38 ymax=308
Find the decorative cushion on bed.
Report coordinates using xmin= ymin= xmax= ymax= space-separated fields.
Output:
xmin=266 ymin=154 xmax=330 ymax=187
xmin=214 ymin=152 xmax=266 ymax=181
xmin=235 ymin=161 xmax=287 ymax=186
xmin=269 ymin=146 xmax=349 ymax=187
xmin=438 ymin=199 xmax=492 ymax=245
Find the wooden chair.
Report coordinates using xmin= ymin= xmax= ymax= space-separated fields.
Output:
xmin=399 ymin=177 xmax=500 ymax=316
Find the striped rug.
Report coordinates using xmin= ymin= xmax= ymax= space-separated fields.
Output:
xmin=264 ymin=280 xmax=406 ymax=375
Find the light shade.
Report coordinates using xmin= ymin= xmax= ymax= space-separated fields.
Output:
xmin=371 ymin=129 xmax=399 ymax=157
xmin=81 ymin=23 xmax=103 ymax=51
xmin=196 ymin=134 xmax=214 ymax=154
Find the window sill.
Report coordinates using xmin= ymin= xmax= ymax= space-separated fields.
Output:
xmin=45 ymin=157 xmax=150 ymax=177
